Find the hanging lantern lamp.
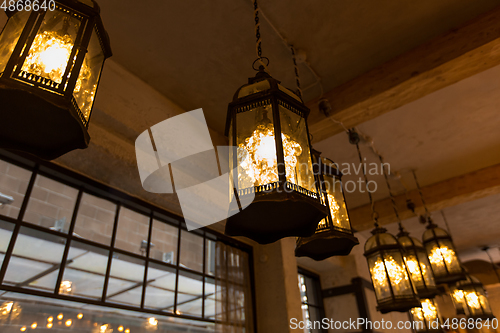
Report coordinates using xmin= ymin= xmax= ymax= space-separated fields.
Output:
xmin=450 ymin=285 xmax=467 ymax=315
xmin=409 ymin=298 xmax=444 ymax=333
xmin=0 ymin=0 xmax=112 ymax=159
xmin=455 ymin=274 xmax=496 ymax=320
xmin=398 ymin=229 xmax=439 ymax=299
xmin=295 ymin=150 xmax=359 ymax=260
xmin=422 ymin=218 xmax=465 ymax=285
xmin=224 ymin=63 xmax=327 ymax=244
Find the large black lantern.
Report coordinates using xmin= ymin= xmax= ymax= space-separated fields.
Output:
xmin=422 ymin=219 xmax=465 ymax=285
xmin=295 ymin=151 xmax=359 ymax=260
xmin=409 ymin=298 xmax=444 ymax=333
xmin=455 ymin=274 xmax=495 ymax=320
xmin=398 ymin=230 xmax=439 ymax=299
xmin=364 ymin=227 xmax=420 ymax=313
xmin=224 ymin=66 xmax=327 ymax=244
xmin=0 ymin=0 xmax=111 ymax=159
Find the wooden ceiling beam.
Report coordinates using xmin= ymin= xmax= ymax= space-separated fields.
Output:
xmin=349 ymin=163 xmax=500 ymax=232
xmin=306 ymin=5 xmax=500 ymax=142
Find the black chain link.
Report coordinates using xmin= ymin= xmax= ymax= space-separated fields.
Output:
xmin=254 ymin=0 xmax=262 ymax=58
xmin=291 ymin=46 xmax=302 ymax=98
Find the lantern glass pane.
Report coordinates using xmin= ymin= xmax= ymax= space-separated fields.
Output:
xmin=237 ymin=80 xmax=270 ymax=98
xmin=21 ymin=9 xmax=81 ymax=86
xmin=417 ymin=250 xmax=435 ymax=286
xmin=236 ymin=103 xmax=277 ymax=189
xmin=425 ymin=239 xmax=461 ymax=275
xmin=410 ymin=299 xmax=439 ymax=332
xmin=0 ymin=11 xmax=30 ymax=74
xmin=278 ymin=105 xmax=315 ymax=192
xmin=277 ymin=84 xmax=301 ymax=101
xmin=323 ymin=174 xmax=350 ymax=231
xmin=451 ymin=288 xmax=466 ymax=312
xmin=73 ymin=28 xmax=105 ymax=121
xmin=369 ymin=251 xmax=413 ymax=301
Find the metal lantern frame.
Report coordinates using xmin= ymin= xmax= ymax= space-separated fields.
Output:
xmin=0 ymin=0 xmax=111 ymax=159
xmin=364 ymin=227 xmax=420 ymax=314
xmin=409 ymin=298 xmax=444 ymax=333
xmin=456 ymin=274 xmax=495 ymax=320
xmin=295 ymin=150 xmax=359 ymax=260
xmin=398 ymin=230 xmax=439 ymax=299
xmin=224 ymin=66 xmax=327 ymax=244
xmin=422 ymin=219 xmax=465 ymax=285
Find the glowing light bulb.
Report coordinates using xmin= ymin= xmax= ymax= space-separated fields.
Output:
xmin=118 ymin=326 xmax=124 ymax=332
xmin=371 ymin=256 xmax=405 ymax=287
xmin=47 ymin=316 xmax=53 ymax=322
xmin=57 ymin=313 xmax=63 ymax=320
xmin=453 ymin=289 xmax=465 ymax=303
xmin=77 ymin=313 xmax=83 ymax=319
xmin=148 ymin=317 xmax=158 ymax=326
xmin=47 ymin=323 xmax=53 ymax=329
xmin=100 ymin=324 xmax=108 ymax=333
xmin=238 ymin=121 xmax=302 ymax=188
xmin=59 ymin=280 xmax=73 ymax=294
xmin=405 ymin=257 xmax=427 ymax=283
xmin=125 ymin=329 xmax=130 ymax=333
xmin=465 ymin=291 xmax=481 ymax=309
xmin=421 ymin=299 xmax=437 ymax=321
xmin=31 ymin=322 xmax=37 ymax=329
xmin=429 ymin=246 xmax=456 ymax=266
xmin=65 ymin=319 xmax=72 ymax=327
xmin=20 ymin=327 xmax=26 ymax=332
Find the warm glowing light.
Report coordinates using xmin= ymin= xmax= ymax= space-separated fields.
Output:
xmin=238 ymin=122 xmax=302 ymax=187
xmin=2 ymin=301 xmax=13 ymax=314
xmin=118 ymin=326 xmax=124 ymax=332
xmin=77 ymin=313 xmax=83 ymax=319
xmin=31 ymin=322 xmax=37 ymax=329
xmin=175 ymin=309 xmax=182 ymax=315
xmin=47 ymin=316 xmax=53 ymax=322
xmin=57 ymin=313 xmax=63 ymax=320
xmin=125 ymin=329 xmax=130 ymax=333
xmin=47 ymin=323 xmax=53 ymax=329
xmin=59 ymin=280 xmax=73 ymax=294
xmin=371 ymin=256 xmax=406 ymax=287
xmin=412 ymin=299 xmax=437 ymax=322
xmin=20 ymin=326 xmax=26 ymax=332
xmin=65 ymin=319 xmax=72 ymax=327
xmin=453 ymin=289 xmax=465 ymax=303
xmin=100 ymin=324 xmax=108 ymax=333
xmin=429 ymin=246 xmax=456 ymax=266
xmin=22 ymin=31 xmax=74 ymax=83
xmin=148 ymin=317 xmax=158 ymax=326
xmin=465 ymin=291 xmax=481 ymax=310
xmin=405 ymin=257 xmax=427 ymax=283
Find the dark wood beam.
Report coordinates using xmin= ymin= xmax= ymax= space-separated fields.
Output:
xmin=350 ymin=163 xmax=500 ymax=231
xmin=307 ymin=5 xmax=500 ymax=142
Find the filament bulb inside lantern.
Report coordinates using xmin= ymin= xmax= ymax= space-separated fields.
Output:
xmin=429 ymin=246 xmax=456 ymax=266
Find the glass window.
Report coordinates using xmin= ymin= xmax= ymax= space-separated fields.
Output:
xmin=0 ymin=220 xmax=14 ymax=267
xmin=61 ymin=241 xmax=109 ymax=300
xmin=24 ymin=175 xmax=78 ymax=233
xmin=0 ymin=160 xmax=32 ymax=219
xmin=4 ymin=227 xmax=66 ymax=292
xmin=144 ymin=262 xmax=176 ymax=311
xmin=205 ymin=238 xmax=216 ymax=276
xmin=298 ymin=270 xmax=326 ymax=333
xmin=106 ymin=254 xmax=145 ymax=307
xmin=0 ymin=11 xmax=30 ymax=74
xmin=177 ymin=270 xmax=203 ymax=317
xmin=73 ymin=192 xmax=116 ymax=245
xmin=149 ymin=219 xmax=178 ymax=264
xmin=180 ymin=230 xmax=203 ymax=272
xmin=114 ymin=207 xmax=150 ymax=256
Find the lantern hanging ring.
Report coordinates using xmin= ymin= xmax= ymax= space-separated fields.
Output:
xmin=252 ymin=57 xmax=270 ymax=71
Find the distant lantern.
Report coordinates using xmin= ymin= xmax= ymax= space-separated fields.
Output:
xmin=224 ymin=65 xmax=327 ymax=244
xmin=364 ymin=227 xmax=420 ymax=313
xmin=0 ymin=0 xmax=112 ymax=159
xmin=398 ymin=230 xmax=439 ymax=298
xmin=422 ymin=219 xmax=465 ymax=284
xmin=409 ymin=298 xmax=444 ymax=333
xmin=450 ymin=285 xmax=466 ymax=315
xmin=295 ymin=150 xmax=359 ymax=260
xmin=456 ymin=274 xmax=496 ymax=320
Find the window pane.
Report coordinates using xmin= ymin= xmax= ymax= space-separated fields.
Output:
xmin=149 ymin=219 xmax=178 ymax=264
xmin=177 ymin=271 xmax=203 ymax=317
xmin=4 ymin=227 xmax=66 ymax=292
xmin=0 ymin=160 xmax=32 ymax=219
xmin=73 ymin=192 xmax=116 ymax=245
xmin=180 ymin=230 xmax=203 ymax=272
xmin=0 ymin=220 xmax=14 ymax=267
xmin=144 ymin=262 xmax=176 ymax=311
xmin=61 ymin=241 xmax=109 ymax=299
xmin=114 ymin=207 xmax=150 ymax=256
xmin=24 ymin=175 xmax=78 ymax=233
xmin=205 ymin=277 xmax=216 ymax=319
xmin=205 ymin=238 xmax=216 ymax=276
xmin=106 ymin=254 xmax=145 ymax=307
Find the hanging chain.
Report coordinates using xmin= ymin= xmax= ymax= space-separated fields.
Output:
xmin=352 ymin=135 xmax=379 ymax=227
xmin=253 ymin=0 xmax=269 ymax=72
xmin=376 ymin=153 xmax=403 ymax=231
xmin=412 ymin=170 xmax=430 ymax=217
xmin=290 ymin=45 xmax=302 ymax=98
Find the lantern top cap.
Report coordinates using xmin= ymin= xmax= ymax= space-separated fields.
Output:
xmin=422 ymin=224 xmax=451 ymax=242
xmin=364 ymin=227 xmax=401 ymax=254
xmin=398 ymin=233 xmax=424 ymax=248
